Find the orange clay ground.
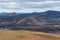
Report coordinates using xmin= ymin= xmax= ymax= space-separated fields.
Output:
xmin=0 ymin=30 xmax=60 ymax=40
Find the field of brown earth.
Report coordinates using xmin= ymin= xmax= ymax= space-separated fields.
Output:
xmin=0 ymin=30 xmax=60 ymax=40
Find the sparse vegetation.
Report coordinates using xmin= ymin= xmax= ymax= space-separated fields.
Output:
xmin=0 ymin=30 xmax=60 ymax=40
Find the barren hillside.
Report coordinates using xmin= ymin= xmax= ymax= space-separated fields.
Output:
xmin=0 ymin=30 xmax=60 ymax=40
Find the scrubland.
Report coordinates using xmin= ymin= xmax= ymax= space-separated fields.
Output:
xmin=0 ymin=30 xmax=60 ymax=40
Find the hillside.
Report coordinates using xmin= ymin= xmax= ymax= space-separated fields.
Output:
xmin=0 ymin=30 xmax=60 ymax=40
xmin=0 ymin=10 xmax=60 ymax=33
xmin=0 ymin=10 xmax=60 ymax=26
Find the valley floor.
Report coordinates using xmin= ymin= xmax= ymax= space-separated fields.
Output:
xmin=0 ymin=30 xmax=60 ymax=40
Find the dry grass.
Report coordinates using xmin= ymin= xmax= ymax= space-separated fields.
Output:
xmin=0 ymin=30 xmax=60 ymax=40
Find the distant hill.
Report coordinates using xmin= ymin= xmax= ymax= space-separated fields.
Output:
xmin=0 ymin=10 xmax=60 ymax=33
xmin=0 ymin=10 xmax=60 ymax=25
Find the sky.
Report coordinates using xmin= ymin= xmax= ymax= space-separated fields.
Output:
xmin=0 ymin=0 xmax=60 ymax=13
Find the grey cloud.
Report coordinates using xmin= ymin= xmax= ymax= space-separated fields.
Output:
xmin=0 ymin=0 xmax=60 ymax=12
xmin=0 ymin=1 xmax=60 ymax=9
xmin=20 ymin=1 xmax=60 ymax=9
xmin=0 ymin=0 xmax=60 ymax=2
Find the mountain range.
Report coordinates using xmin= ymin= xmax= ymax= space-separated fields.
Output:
xmin=0 ymin=10 xmax=60 ymax=26
xmin=0 ymin=10 xmax=60 ymax=34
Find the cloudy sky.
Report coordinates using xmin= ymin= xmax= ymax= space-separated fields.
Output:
xmin=0 ymin=0 xmax=60 ymax=13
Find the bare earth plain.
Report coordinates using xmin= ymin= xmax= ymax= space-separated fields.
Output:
xmin=0 ymin=30 xmax=60 ymax=40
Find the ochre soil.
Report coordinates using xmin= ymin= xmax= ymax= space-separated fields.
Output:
xmin=0 ymin=30 xmax=60 ymax=40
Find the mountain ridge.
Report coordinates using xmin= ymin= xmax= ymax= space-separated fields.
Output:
xmin=0 ymin=10 xmax=60 ymax=33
